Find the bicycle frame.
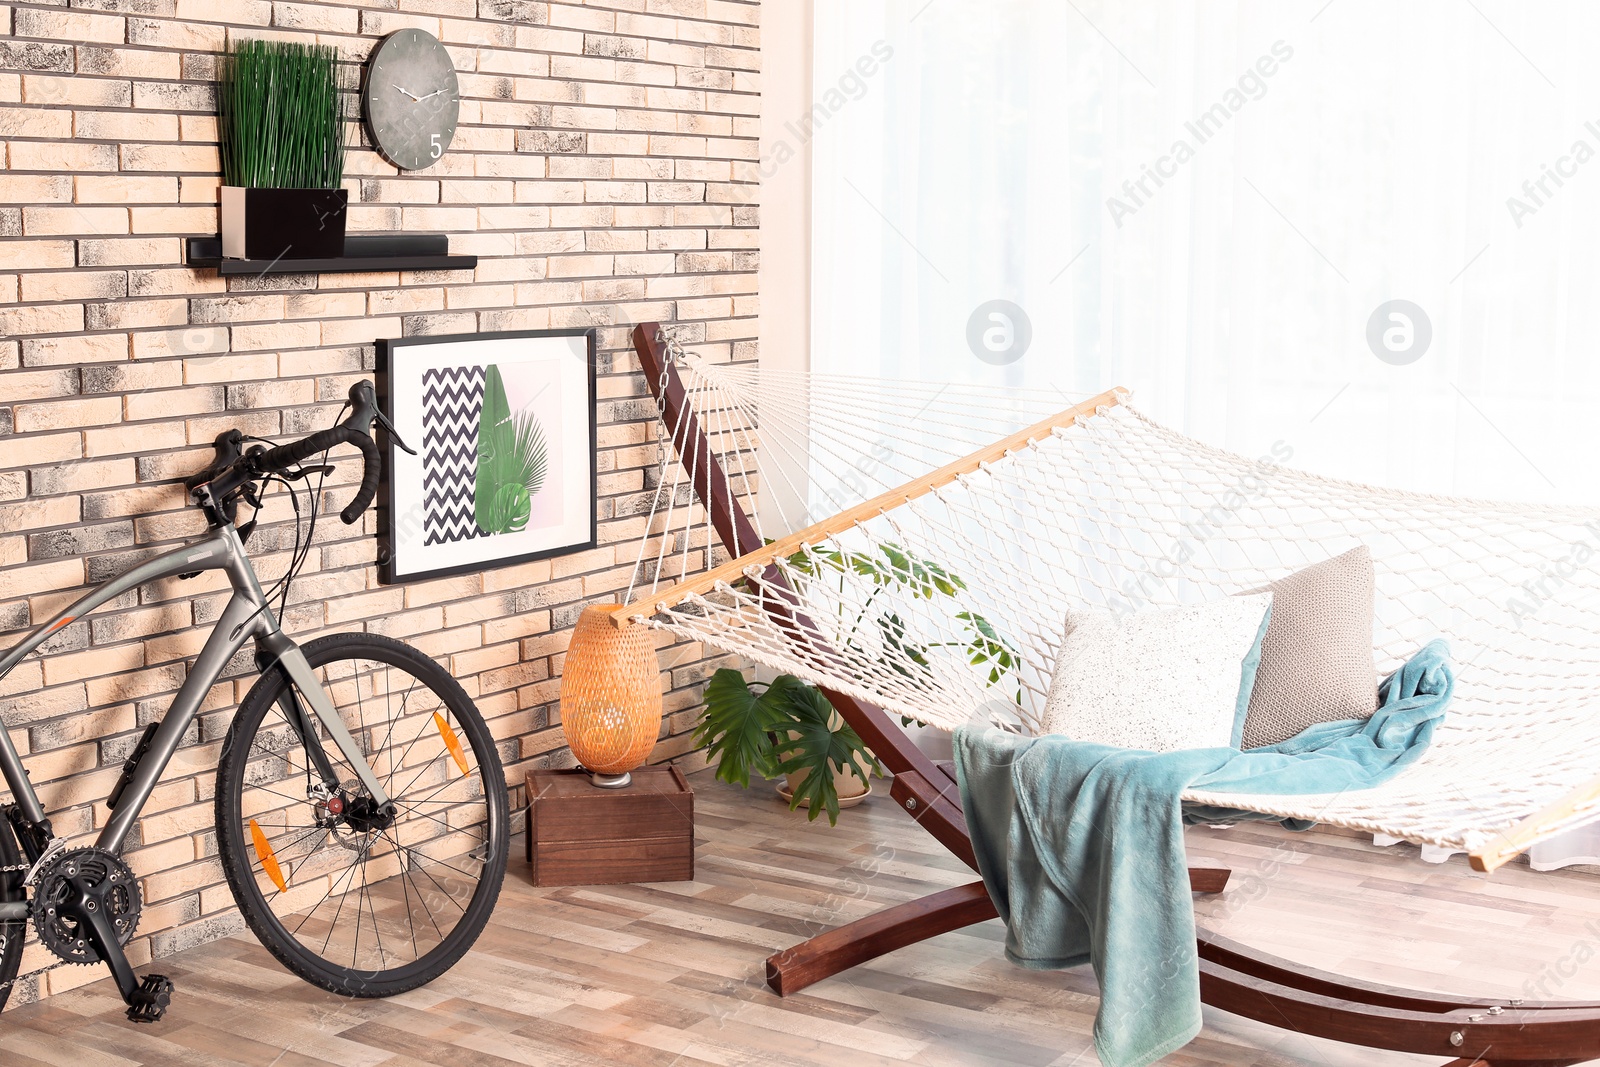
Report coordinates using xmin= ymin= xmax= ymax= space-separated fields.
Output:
xmin=0 ymin=520 xmax=390 ymax=874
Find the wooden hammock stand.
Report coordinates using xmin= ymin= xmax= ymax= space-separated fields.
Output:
xmin=629 ymin=322 xmax=1600 ymax=1067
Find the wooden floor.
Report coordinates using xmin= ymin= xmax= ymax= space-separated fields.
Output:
xmin=2 ymin=771 xmax=1599 ymax=1065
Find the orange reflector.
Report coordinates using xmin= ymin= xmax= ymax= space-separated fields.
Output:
xmin=435 ymin=711 xmax=469 ymax=775
xmin=249 ymin=819 xmax=287 ymax=894
xmin=47 ymin=616 xmax=75 ymax=633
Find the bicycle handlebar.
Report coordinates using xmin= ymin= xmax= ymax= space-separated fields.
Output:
xmin=187 ymin=381 xmax=387 ymax=526
xmin=253 ymin=423 xmax=380 ymax=525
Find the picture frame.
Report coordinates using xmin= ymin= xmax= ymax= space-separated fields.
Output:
xmin=377 ymin=328 xmax=598 ymax=584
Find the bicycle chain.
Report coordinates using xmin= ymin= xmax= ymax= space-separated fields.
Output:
xmin=0 ymin=861 xmax=77 ymax=997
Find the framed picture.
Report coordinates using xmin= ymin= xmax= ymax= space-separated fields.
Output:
xmin=377 ymin=328 xmax=597 ymax=584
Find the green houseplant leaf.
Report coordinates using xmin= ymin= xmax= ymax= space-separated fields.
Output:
xmin=486 ymin=482 xmax=531 ymax=533
xmin=771 ymin=681 xmax=878 ymax=826
xmin=693 ymin=668 xmax=791 ymax=787
xmin=878 ymin=612 xmax=931 ymax=679
xmin=511 ymin=409 xmax=548 ymax=503
xmin=959 ymin=610 xmax=1018 ymax=685
xmin=703 ymin=544 xmax=1002 ymax=821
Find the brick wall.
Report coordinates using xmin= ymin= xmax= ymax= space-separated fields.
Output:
xmin=0 ymin=0 xmax=758 ymax=1002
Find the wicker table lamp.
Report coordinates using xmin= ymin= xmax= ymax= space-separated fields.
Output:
xmin=559 ymin=604 xmax=662 ymax=788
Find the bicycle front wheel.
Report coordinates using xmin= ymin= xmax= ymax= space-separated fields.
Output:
xmin=216 ymin=632 xmax=509 ymax=997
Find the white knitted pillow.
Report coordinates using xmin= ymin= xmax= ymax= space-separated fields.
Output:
xmin=1040 ymin=594 xmax=1274 ymax=752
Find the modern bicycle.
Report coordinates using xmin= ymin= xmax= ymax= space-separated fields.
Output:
xmin=0 ymin=381 xmax=509 ymax=1022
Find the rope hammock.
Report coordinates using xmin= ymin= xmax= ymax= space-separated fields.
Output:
xmin=605 ymin=334 xmax=1600 ymax=874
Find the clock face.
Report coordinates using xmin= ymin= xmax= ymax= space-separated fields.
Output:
xmin=364 ymin=29 xmax=460 ymax=171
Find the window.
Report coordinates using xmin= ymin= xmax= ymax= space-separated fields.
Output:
xmin=812 ymin=1 xmax=1600 ymax=505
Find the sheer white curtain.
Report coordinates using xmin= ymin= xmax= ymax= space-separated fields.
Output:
xmin=811 ymin=0 xmax=1600 ymax=868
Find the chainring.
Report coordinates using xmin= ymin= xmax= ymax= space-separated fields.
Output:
xmin=32 ymin=847 xmax=141 ymax=965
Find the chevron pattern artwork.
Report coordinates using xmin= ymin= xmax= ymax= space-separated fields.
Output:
xmin=421 ymin=365 xmax=488 ymax=546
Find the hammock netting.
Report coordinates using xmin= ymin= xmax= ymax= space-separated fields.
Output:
xmin=623 ymin=340 xmax=1600 ymax=863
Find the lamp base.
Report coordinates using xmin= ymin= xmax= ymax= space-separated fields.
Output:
xmin=589 ymin=770 xmax=632 ymax=789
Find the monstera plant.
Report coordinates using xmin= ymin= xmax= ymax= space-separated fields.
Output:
xmin=696 ymin=671 xmax=878 ymax=826
xmin=475 ymin=364 xmax=548 ymax=535
xmin=695 ymin=542 xmax=1019 ymax=824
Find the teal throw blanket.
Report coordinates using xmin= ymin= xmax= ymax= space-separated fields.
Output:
xmin=953 ymin=639 xmax=1454 ymax=1067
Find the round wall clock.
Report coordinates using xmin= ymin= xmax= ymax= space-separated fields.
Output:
xmin=363 ymin=29 xmax=460 ymax=171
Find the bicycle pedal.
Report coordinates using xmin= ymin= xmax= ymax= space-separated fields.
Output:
xmin=125 ymin=974 xmax=173 ymax=1024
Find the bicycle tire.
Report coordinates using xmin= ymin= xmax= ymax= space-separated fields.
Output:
xmin=215 ymin=632 xmax=508 ymax=997
xmin=0 ymin=819 xmax=22 ymax=1012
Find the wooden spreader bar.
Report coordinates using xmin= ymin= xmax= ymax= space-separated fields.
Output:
xmin=602 ymin=376 xmax=1125 ymax=627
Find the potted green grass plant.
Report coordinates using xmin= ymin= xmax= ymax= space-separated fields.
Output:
xmin=217 ymin=39 xmax=350 ymax=260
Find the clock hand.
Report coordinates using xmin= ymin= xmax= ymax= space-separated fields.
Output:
xmin=416 ymin=88 xmax=454 ymax=102
xmin=392 ymin=84 xmax=421 ymax=101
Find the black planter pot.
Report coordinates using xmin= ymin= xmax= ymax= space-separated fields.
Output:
xmin=220 ymin=186 xmax=348 ymax=260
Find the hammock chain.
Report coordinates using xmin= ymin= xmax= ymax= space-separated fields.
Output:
xmin=626 ymin=323 xmax=706 ymax=606
xmin=652 ymin=325 xmax=715 ymax=575
xmin=650 ymin=324 xmax=679 ymax=491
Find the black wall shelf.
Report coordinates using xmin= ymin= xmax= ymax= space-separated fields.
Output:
xmin=186 ymin=234 xmax=477 ymax=276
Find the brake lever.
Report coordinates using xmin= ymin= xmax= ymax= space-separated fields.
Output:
xmin=281 ymin=464 xmax=335 ymax=482
xmin=374 ymin=406 xmax=418 ymax=456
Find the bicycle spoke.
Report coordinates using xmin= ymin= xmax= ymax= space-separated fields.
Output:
xmin=377 ymin=668 xmax=404 ymax=794
xmin=391 ymin=837 xmax=483 ymax=887
xmin=399 ymin=848 xmax=470 ymax=916
xmin=377 ymin=675 xmax=423 ymax=795
xmin=384 ymin=828 xmax=447 ymax=942
xmin=397 ymin=763 xmax=484 ymax=810
xmin=391 ymin=801 xmax=482 ymax=842
xmin=259 ymin=823 xmax=332 ymax=896
xmin=349 ymin=662 xmax=370 ymax=759
xmin=386 ymin=828 xmax=423 ymax=957
xmin=384 ymin=702 xmax=450 ymax=800
xmin=388 ymin=748 xmax=457 ymax=809
xmin=357 ymin=844 xmax=386 ymax=971
xmin=311 ymin=849 xmax=366 ymax=950
xmin=350 ymin=853 xmax=365 ymax=968
xmin=247 ymin=781 xmax=322 ymax=810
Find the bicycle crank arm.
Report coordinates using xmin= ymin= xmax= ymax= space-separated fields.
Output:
xmin=62 ymin=882 xmax=172 ymax=1022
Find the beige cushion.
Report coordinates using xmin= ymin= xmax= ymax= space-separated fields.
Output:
xmin=1239 ymin=546 xmax=1378 ymax=748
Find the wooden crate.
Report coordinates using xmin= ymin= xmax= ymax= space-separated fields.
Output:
xmin=525 ymin=766 xmax=695 ymax=886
